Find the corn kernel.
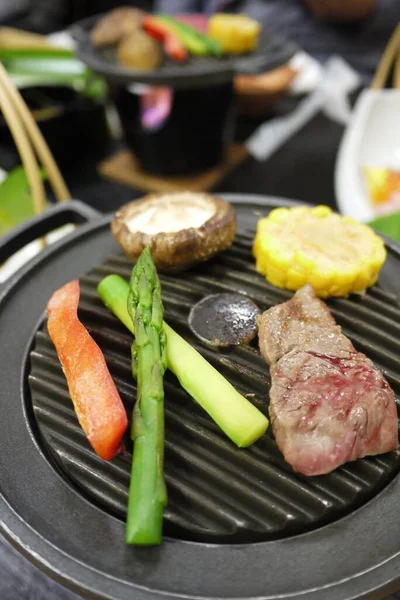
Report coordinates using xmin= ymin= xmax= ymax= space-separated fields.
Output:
xmin=313 ymin=206 xmax=331 ymax=218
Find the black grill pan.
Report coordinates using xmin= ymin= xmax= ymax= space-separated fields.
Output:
xmin=29 ymin=237 xmax=400 ymax=544
xmin=1 ymin=196 xmax=400 ymax=600
xmin=71 ymin=14 xmax=297 ymax=88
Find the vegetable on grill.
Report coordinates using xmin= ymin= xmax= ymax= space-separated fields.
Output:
xmin=111 ymin=192 xmax=237 ymax=272
xmin=188 ymin=293 xmax=261 ymax=347
xmin=47 ymin=280 xmax=128 ymax=461
xmin=142 ymin=16 xmax=188 ymax=62
xmin=117 ymin=29 xmax=163 ymax=71
xmin=90 ymin=7 xmax=145 ymax=47
xmin=207 ymin=14 xmax=261 ymax=54
xmin=253 ymin=205 xmax=387 ymax=298
xmin=126 ymin=248 xmax=167 ymax=545
xmin=97 ymin=275 xmax=269 ymax=448
xmin=158 ymin=14 xmax=222 ymax=56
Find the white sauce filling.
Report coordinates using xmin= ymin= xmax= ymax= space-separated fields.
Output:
xmin=126 ymin=193 xmax=216 ymax=235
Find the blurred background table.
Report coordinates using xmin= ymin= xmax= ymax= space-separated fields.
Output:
xmin=0 ymin=94 xmax=342 ymax=212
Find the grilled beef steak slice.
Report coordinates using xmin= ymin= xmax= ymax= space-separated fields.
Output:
xmin=258 ymin=285 xmax=398 ymax=476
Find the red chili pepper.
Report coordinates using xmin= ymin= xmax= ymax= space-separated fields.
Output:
xmin=47 ymin=280 xmax=128 ymax=461
xmin=143 ymin=16 xmax=187 ymax=62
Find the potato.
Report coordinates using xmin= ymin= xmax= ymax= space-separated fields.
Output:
xmin=117 ymin=30 xmax=162 ymax=71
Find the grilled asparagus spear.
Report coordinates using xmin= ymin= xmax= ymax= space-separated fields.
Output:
xmin=126 ymin=247 xmax=167 ymax=545
xmin=98 ymin=275 xmax=269 ymax=448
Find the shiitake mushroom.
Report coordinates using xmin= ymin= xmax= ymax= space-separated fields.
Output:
xmin=188 ymin=293 xmax=261 ymax=347
xmin=111 ymin=192 xmax=236 ymax=271
xmin=90 ymin=7 xmax=145 ymax=48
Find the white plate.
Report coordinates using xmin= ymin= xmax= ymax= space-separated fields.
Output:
xmin=335 ymin=88 xmax=400 ymax=222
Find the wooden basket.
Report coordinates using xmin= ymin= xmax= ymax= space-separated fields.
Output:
xmin=0 ymin=59 xmax=71 ymax=223
xmin=371 ymin=23 xmax=400 ymax=90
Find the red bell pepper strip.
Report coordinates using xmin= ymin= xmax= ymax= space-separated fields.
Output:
xmin=47 ymin=280 xmax=128 ymax=461
xmin=142 ymin=16 xmax=187 ymax=62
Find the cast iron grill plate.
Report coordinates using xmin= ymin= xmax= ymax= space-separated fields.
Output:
xmin=72 ymin=14 xmax=297 ymax=88
xmin=29 ymin=232 xmax=400 ymax=544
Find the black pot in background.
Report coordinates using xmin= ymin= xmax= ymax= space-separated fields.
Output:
xmin=0 ymin=86 xmax=111 ymax=172
xmin=111 ymin=82 xmax=236 ymax=177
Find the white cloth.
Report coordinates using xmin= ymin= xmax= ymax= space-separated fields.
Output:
xmin=247 ymin=56 xmax=361 ymax=162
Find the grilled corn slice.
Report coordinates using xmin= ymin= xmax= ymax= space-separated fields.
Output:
xmin=207 ymin=14 xmax=261 ymax=54
xmin=253 ymin=206 xmax=386 ymax=298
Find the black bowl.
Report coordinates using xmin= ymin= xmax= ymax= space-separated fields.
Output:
xmin=110 ymin=81 xmax=236 ymax=176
